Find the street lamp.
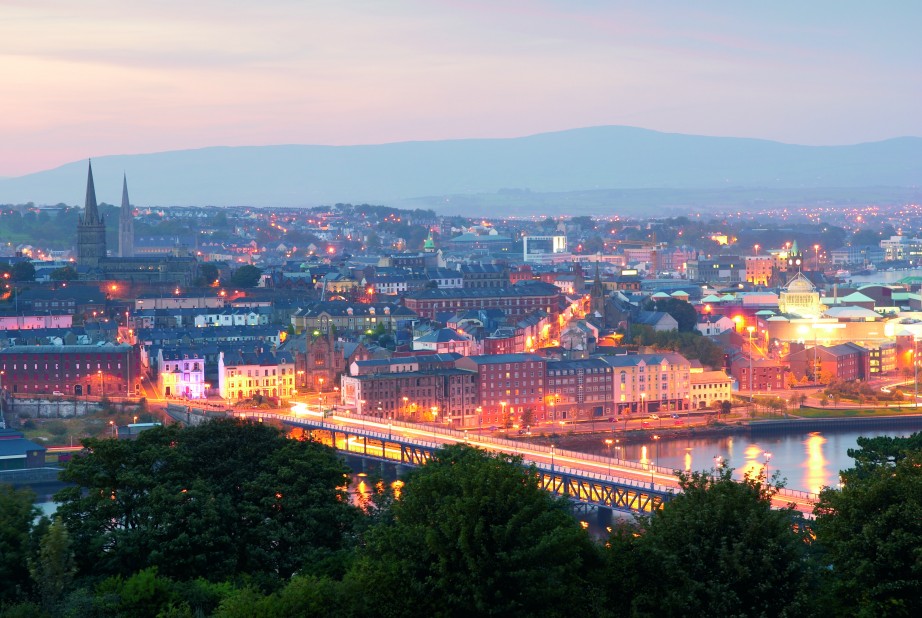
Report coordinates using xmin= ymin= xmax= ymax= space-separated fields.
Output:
xmin=813 ymin=244 xmax=820 ymax=270
xmin=763 ymin=451 xmax=773 ymax=482
xmin=651 ymin=434 xmax=661 ymax=487
xmin=500 ymin=401 xmax=507 ymax=428
xmin=109 ymin=420 xmax=116 ymax=438
xmin=402 ymin=396 xmax=408 ymax=420
xmin=97 ymin=370 xmax=104 ymax=397
xmin=476 ymin=406 xmax=483 ymax=433
xmin=604 ymin=438 xmax=613 ymax=475
xmin=550 ymin=445 xmax=555 ymax=473
xmin=746 ymin=325 xmax=755 ymax=404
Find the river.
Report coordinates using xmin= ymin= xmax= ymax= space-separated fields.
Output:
xmin=586 ymin=427 xmax=914 ymax=495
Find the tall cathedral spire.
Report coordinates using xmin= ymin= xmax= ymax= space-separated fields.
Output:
xmin=76 ymin=160 xmax=107 ymax=267
xmin=118 ymin=173 xmax=134 ymax=257
xmin=83 ymin=160 xmax=102 ymax=224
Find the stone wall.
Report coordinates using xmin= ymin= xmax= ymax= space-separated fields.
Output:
xmin=6 ymin=397 xmax=142 ymax=419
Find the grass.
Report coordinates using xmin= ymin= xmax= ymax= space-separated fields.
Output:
xmin=18 ymin=410 xmax=145 ymax=447
xmin=792 ymin=406 xmax=919 ymax=419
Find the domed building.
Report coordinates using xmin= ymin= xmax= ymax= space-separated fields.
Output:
xmin=778 ymin=272 xmax=822 ymax=318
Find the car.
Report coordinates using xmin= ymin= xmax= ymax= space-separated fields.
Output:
xmin=671 ymin=413 xmax=680 ymax=419
xmin=52 ymin=391 xmax=64 ymax=396
xmin=648 ymin=414 xmax=659 ymax=420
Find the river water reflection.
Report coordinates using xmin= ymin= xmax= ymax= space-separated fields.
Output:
xmin=588 ymin=428 xmax=913 ymax=495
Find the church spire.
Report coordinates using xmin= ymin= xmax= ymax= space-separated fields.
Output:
xmin=83 ymin=160 xmax=101 ymax=225
xmin=76 ymin=159 xmax=107 ymax=267
xmin=118 ymin=173 xmax=135 ymax=257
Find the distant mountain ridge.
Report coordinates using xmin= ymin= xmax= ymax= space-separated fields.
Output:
xmin=0 ymin=126 xmax=919 ymax=210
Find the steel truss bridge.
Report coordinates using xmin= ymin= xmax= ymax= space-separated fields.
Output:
xmin=232 ymin=411 xmax=676 ymax=515
xmin=185 ymin=407 xmax=816 ymax=517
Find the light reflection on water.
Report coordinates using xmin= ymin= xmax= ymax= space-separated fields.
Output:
xmin=587 ymin=428 xmax=912 ymax=494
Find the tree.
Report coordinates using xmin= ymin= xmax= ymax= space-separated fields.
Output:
xmin=50 ymin=266 xmax=78 ymax=281
xmin=55 ymin=419 xmax=359 ymax=583
xmin=198 ymin=263 xmax=220 ymax=286
xmin=346 ymin=445 xmax=603 ymax=617
xmin=617 ymin=466 xmax=812 ymax=617
xmin=719 ymin=399 xmax=732 ymax=421
xmin=11 ymin=261 xmax=35 ymax=282
xmin=29 ymin=516 xmax=76 ymax=612
xmin=813 ymin=433 xmax=922 ymax=615
xmin=651 ymin=297 xmax=698 ymax=332
xmin=229 ymin=265 xmax=262 ymax=288
xmin=0 ymin=484 xmax=40 ymax=602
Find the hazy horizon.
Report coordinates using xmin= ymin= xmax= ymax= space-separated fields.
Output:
xmin=2 ymin=1 xmax=920 ymax=176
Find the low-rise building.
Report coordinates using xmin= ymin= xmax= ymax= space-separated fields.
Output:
xmin=218 ymin=348 xmax=296 ymax=400
xmin=340 ymin=369 xmax=478 ymax=427
xmin=689 ymin=369 xmax=733 ymax=409
xmin=157 ymin=348 xmax=206 ymax=399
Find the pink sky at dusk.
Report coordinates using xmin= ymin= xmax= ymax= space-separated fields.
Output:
xmin=1 ymin=0 xmax=919 ymax=177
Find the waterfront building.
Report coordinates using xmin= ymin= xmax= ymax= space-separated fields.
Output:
xmin=0 ymin=343 xmax=137 ymax=396
xmin=545 ymin=358 xmax=614 ymax=422
xmin=455 ymin=354 xmax=546 ymax=428
xmin=217 ymin=348 xmax=295 ymax=400
xmin=340 ymin=368 xmax=478 ymax=427
xmin=689 ymin=369 xmax=733 ymax=409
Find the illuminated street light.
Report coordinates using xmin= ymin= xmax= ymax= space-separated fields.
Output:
xmin=604 ymin=438 xmax=613 ymax=475
xmin=747 ymin=325 xmax=756 ymax=405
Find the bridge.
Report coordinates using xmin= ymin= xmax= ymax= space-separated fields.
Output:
xmin=203 ymin=403 xmax=817 ymax=517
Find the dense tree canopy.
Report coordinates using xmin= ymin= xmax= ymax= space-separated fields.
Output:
xmin=630 ymin=324 xmax=726 ymax=368
xmin=813 ymin=433 xmax=922 ymax=616
xmin=6 ymin=426 xmax=922 ymax=616
xmin=55 ymin=419 xmax=358 ymax=584
xmin=0 ymin=484 xmax=40 ymax=603
xmin=346 ymin=444 xmax=603 ymax=617
xmin=229 ymin=264 xmax=262 ymax=288
xmin=612 ymin=466 xmax=812 ymax=617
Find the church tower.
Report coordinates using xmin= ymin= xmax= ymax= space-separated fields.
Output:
xmin=76 ymin=161 xmax=107 ymax=267
xmin=118 ymin=174 xmax=134 ymax=257
xmin=589 ymin=263 xmax=607 ymax=318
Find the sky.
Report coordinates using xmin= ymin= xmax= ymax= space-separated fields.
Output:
xmin=1 ymin=0 xmax=919 ymax=177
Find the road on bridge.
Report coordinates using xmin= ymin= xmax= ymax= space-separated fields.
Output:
xmin=278 ymin=403 xmax=818 ymax=516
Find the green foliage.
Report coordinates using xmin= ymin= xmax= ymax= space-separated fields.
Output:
xmin=614 ymin=466 xmax=812 ymax=617
xmin=813 ymin=432 xmax=922 ymax=616
xmin=229 ymin=265 xmax=262 ymax=288
xmin=212 ymin=576 xmax=347 ymax=618
xmin=197 ymin=263 xmax=220 ymax=286
xmin=50 ymin=266 xmax=78 ymax=281
xmin=11 ymin=261 xmax=35 ymax=282
xmin=824 ymin=380 xmax=902 ymax=404
xmin=0 ymin=484 xmax=40 ymax=602
xmin=55 ymin=419 xmax=359 ymax=584
xmin=28 ymin=516 xmax=76 ymax=612
xmin=346 ymin=445 xmax=603 ymax=617
xmin=646 ymin=297 xmax=698 ymax=332
xmin=631 ymin=324 xmax=725 ymax=368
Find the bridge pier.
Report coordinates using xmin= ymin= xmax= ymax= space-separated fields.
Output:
xmin=597 ymin=506 xmax=613 ymax=528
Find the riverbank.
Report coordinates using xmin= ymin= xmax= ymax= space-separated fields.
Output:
xmin=521 ymin=411 xmax=922 ymax=451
